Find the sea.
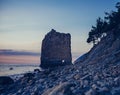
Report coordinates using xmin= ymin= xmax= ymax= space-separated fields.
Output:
xmin=0 ymin=64 xmax=40 ymax=76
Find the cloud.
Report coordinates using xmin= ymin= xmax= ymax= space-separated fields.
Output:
xmin=0 ymin=49 xmax=40 ymax=56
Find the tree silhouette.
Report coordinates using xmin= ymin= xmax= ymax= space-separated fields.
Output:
xmin=87 ymin=17 xmax=107 ymax=45
xmin=87 ymin=2 xmax=120 ymax=45
xmin=105 ymin=2 xmax=120 ymax=32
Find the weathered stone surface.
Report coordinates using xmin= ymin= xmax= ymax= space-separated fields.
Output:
xmin=40 ymin=29 xmax=72 ymax=68
xmin=42 ymin=82 xmax=75 ymax=95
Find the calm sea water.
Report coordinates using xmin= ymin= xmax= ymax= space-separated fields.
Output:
xmin=0 ymin=64 xmax=40 ymax=76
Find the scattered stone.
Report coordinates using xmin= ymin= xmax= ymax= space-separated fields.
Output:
xmin=74 ymin=74 xmax=81 ymax=80
xmin=24 ymin=73 xmax=34 ymax=78
xmin=42 ymin=82 xmax=75 ymax=95
xmin=92 ymin=84 xmax=98 ymax=90
xmin=85 ymin=89 xmax=97 ymax=95
xmin=81 ymin=74 xmax=90 ymax=80
xmin=93 ymin=74 xmax=100 ymax=81
xmin=111 ymin=87 xmax=120 ymax=95
xmin=83 ymin=80 xmax=89 ymax=88
xmin=98 ymin=86 xmax=111 ymax=95
xmin=34 ymin=69 xmax=40 ymax=73
xmin=114 ymin=77 xmax=120 ymax=86
xmin=1 ymin=60 xmax=120 ymax=95
xmin=96 ymin=81 xmax=105 ymax=87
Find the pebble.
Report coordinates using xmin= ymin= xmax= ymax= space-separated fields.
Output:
xmin=74 ymin=74 xmax=80 ymax=80
xmin=92 ymin=84 xmax=98 ymax=90
xmin=1 ymin=61 xmax=120 ymax=95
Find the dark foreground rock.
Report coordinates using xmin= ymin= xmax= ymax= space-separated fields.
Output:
xmin=0 ymin=76 xmax=14 ymax=85
xmin=40 ymin=29 xmax=72 ymax=68
xmin=0 ymin=76 xmax=14 ymax=94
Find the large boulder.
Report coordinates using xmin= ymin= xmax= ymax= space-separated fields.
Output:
xmin=0 ymin=76 xmax=14 ymax=85
xmin=40 ymin=29 xmax=72 ymax=68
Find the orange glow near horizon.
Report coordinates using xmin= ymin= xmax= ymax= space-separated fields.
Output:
xmin=0 ymin=55 xmax=40 ymax=64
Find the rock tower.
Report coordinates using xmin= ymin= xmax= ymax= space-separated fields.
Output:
xmin=40 ymin=29 xmax=72 ymax=68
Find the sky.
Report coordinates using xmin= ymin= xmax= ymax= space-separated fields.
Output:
xmin=0 ymin=0 xmax=119 ymax=64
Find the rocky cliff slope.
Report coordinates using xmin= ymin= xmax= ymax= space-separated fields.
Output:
xmin=75 ymin=26 xmax=120 ymax=65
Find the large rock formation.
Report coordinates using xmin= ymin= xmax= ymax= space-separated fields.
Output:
xmin=40 ymin=29 xmax=72 ymax=68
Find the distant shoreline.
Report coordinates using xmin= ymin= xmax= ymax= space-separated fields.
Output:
xmin=0 ymin=64 xmax=40 ymax=76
